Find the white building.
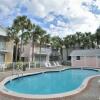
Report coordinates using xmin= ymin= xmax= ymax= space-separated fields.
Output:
xmin=0 ymin=26 xmax=13 ymax=65
xmin=21 ymin=41 xmax=52 ymax=65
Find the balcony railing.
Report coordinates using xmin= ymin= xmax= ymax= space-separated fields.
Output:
xmin=0 ymin=44 xmax=12 ymax=52
xmin=34 ymin=47 xmax=51 ymax=55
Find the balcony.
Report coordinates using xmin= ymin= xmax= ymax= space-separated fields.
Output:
xmin=34 ymin=47 xmax=51 ymax=55
xmin=0 ymin=43 xmax=12 ymax=53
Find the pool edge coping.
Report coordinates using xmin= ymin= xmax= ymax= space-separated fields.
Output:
xmin=0 ymin=67 xmax=100 ymax=99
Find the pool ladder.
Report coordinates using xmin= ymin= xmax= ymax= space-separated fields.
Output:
xmin=12 ymin=68 xmax=23 ymax=78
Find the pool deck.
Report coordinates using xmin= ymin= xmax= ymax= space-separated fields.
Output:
xmin=0 ymin=67 xmax=100 ymax=100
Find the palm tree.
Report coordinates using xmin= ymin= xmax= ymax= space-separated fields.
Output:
xmin=81 ymin=32 xmax=91 ymax=49
xmin=7 ymin=27 xmax=19 ymax=62
xmin=41 ymin=34 xmax=51 ymax=54
xmin=51 ymin=36 xmax=63 ymax=61
xmin=63 ymin=35 xmax=74 ymax=60
xmin=95 ymin=27 xmax=100 ymax=48
xmin=12 ymin=16 xmax=32 ymax=60
xmin=58 ymin=38 xmax=64 ymax=61
xmin=31 ymin=25 xmax=42 ymax=61
xmin=81 ymin=32 xmax=96 ymax=49
xmin=38 ymin=29 xmax=46 ymax=67
xmin=75 ymin=32 xmax=83 ymax=49
xmin=90 ymin=34 xmax=96 ymax=48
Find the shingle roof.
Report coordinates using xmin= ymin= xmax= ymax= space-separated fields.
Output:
xmin=70 ymin=49 xmax=100 ymax=56
xmin=0 ymin=25 xmax=7 ymax=36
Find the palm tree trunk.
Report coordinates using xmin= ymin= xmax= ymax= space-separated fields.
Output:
xmin=15 ymin=44 xmax=18 ymax=62
xmin=39 ymin=43 xmax=42 ymax=67
xmin=60 ymin=47 xmax=63 ymax=61
xmin=66 ymin=48 xmax=68 ymax=61
xmin=32 ymin=42 xmax=34 ymax=62
xmin=19 ymin=30 xmax=24 ymax=61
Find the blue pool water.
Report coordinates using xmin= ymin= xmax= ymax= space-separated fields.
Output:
xmin=5 ymin=68 xmax=100 ymax=94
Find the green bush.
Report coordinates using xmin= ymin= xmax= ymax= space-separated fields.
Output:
xmin=16 ymin=62 xmax=23 ymax=70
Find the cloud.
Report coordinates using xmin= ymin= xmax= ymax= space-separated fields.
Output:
xmin=0 ymin=0 xmax=100 ymax=37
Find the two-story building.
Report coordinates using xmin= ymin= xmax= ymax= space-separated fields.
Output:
xmin=21 ymin=41 xmax=52 ymax=65
xmin=0 ymin=26 xmax=13 ymax=66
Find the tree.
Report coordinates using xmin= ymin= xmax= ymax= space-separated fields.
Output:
xmin=81 ymin=32 xmax=91 ymax=49
xmin=7 ymin=27 xmax=19 ymax=62
xmin=63 ymin=35 xmax=75 ymax=60
xmin=75 ymin=32 xmax=83 ymax=48
xmin=80 ymin=32 xmax=96 ymax=49
xmin=95 ymin=27 xmax=100 ymax=48
xmin=31 ymin=25 xmax=42 ymax=61
xmin=41 ymin=34 xmax=51 ymax=53
xmin=12 ymin=16 xmax=32 ymax=60
xmin=90 ymin=34 xmax=96 ymax=48
xmin=51 ymin=36 xmax=63 ymax=61
xmin=38 ymin=28 xmax=46 ymax=67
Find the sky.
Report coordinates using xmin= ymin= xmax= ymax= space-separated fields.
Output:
xmin=0 ymin=0 xmax=100 ymax=37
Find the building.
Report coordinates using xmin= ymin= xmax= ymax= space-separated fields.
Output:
xmin=0 ymin=26 xmax=13 ymax=65
xmin=70 ymin=49 xmax=100 ymax=68
xmin=21 ymin=41 xmax=52 ymax=66
xmin=21 ymin=42 xmax=73 ymax=65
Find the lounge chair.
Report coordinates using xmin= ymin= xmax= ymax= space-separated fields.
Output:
xmin=45 ymin=62 xmax=56 ymax=68
xmin=45 ymin=62 xmax=51 ymax=67
xmin=0 ymin=64 xmax=6 ymax=71
xmin=56 ymin=62 xmax=62 ymax=67
xmin=53 ymin=62 xmax=57 ymax=66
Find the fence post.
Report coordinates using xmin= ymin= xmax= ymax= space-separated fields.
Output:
xmin=12 ymin=62 xmax=14 ymax=75
xmin=96 ymin=55 xmax=98 ymax=68
xmin=35 ymin=62 xmax=36 ymax=68
xmin=29 ymin=62 xmax=30 ymax=69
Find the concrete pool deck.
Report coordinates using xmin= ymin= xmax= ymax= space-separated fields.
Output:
xmin=0 ymin=67 xmax=100 ymax=100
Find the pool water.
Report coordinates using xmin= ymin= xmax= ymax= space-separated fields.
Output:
xmin=5 ymin=69 xmax=100 ymax=94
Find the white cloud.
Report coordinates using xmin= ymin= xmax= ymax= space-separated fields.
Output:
xmin=44 ymin=15 xmax=55 ymax=22
xmin=0 ymin=0 xmax=100 ymax=37
xmin=25 ymin=0 xmax=100 ymax=36
xmin=0 ymin=0 xmax=20 ymax=19
xmin=95 ymin=0 xmax=100 ymax=9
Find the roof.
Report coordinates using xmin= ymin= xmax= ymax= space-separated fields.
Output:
xmin=70 ymin=49 xmax=100 ymax=56
xmin=0 ymin=25 xmax=7 ymax=36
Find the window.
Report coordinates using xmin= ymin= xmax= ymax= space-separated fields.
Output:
xmin=67 ymin=56 xmax=71 ymax=60
xmin=76 ymin=56 xmax=80 ymax=60
xmin=98 ymin=56 xmax=100 ymax=59
xmin=0 ymin=42 xmax=6 ymax=50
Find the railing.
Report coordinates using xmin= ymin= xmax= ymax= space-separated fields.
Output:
xmin=34 ymin=47 xmax=51 ymax=54
xmin=0 ymin=44 xmax=12 ymax=52
xmin=0 ymin=61 xmax=64 ymax=72
xmin=0 ymin=62 xmax=43 ymax=72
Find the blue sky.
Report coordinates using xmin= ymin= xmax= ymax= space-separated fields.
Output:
xmin=0 ymin=0 xmax=100 ymax=37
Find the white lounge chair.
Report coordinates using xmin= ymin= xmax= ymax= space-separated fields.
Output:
xmin=45 ymin=62 xmax=49 ymax=67
xmin=0 ymin=64 xmax=6 ymax=71
xmin=56 ymin=62 xmax=62 ymax=67
xmin=53 ymin=62 xmax=57 ymax=67
xmin=45 ymin=62 xmax=51 ymax=67
xmin=45 ymin=62 xmax=56 ymax=68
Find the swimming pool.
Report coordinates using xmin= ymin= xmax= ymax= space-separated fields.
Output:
xmin=5 ymin=68 xmax=100 ymax=94
xmin=0 ymin=68 xmax=100 ymax=99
